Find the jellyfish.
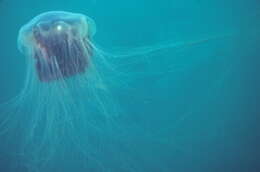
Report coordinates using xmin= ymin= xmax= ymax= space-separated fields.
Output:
xmin=0 ymin=10 xmax=235 ymax=172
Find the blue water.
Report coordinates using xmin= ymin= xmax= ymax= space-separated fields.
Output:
xmin=0 ymin=0 xmax=260 ymax=172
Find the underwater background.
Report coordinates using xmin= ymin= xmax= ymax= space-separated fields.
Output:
xmin=0 ymin=0 xmax=260 ymax=171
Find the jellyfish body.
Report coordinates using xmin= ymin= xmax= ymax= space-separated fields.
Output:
xmin=18 ymin=11 xmax=96 ymax=82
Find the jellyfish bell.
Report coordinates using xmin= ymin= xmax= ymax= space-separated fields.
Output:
xmin=18 ymin=11 xmax=96 ymax=82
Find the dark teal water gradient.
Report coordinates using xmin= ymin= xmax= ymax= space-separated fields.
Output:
xmin=0 ymin=0 xmax=260 ymax=171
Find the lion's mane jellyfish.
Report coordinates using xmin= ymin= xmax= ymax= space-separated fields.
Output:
xmin=0 ymin=10 xmax=227 ymax=172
